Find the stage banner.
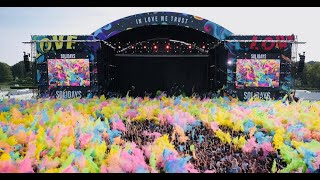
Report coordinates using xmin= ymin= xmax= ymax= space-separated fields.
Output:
xmin=92 ymin=12 xmax=233 ymax=41
xmin=32 ymin=35 xmax=100 ymax=98
xmin=237 ymin=90 xmax=280 ymax=101
xmin=224 ymin=35 xmax=294 ymax=101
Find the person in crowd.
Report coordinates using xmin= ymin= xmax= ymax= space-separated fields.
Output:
xmin=291 ymin=91 xmax=300 ymax=102
xmin=314 ymin=164 xmax=320 ymax=173
xmin=283 ymin=90 xmax=299 ymax=104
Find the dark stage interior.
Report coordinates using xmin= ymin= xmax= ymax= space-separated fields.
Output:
xmin=97 ymin=25 xmax=228 ymax=97
xmin=115 ymin=55 xmax=209 ymax=96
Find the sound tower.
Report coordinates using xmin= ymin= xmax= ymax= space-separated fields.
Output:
xmin=298 ymin=52 xmax=305 ymax=73
xmin=23 ymin=52 xmax=30 ymax=72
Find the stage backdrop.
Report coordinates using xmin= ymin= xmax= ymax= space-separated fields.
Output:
xmin=32 ymin=12 xmax=295 ymax=100
xmin=32 ymin=35 xmax=100 ymax=98
xmin=225 ymin=35 xmax=295 ymax=100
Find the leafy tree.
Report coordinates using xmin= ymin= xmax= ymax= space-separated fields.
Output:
xmin=10 ymin=60 xmax=35 ymax=85
xmin=11 ymin=61 xmax=26 ymax=79
xmin=0 ymin=61 xmax=13 ymax=83
xmin=309 ymin=63 xmax=320 ymax=89
xmin=295 ymin=61 xmax=320 ymax=90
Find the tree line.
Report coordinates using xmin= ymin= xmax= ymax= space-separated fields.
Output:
xmin=0 ymin=61 xmax=33 ymax=85
xmin=294 ymin=61 xmax=320 ymax=90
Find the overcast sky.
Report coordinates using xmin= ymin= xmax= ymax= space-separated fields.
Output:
xmin=0 ymin=7 xmax=318 ymax=65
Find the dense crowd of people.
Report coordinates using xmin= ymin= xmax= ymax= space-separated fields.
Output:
xmin=122 ymin=120 xmax=286 ymax=173
xmin=105 ymin=84 xmax=223 ymax=99
xmin=0 ymin=94 xmax=319 ymax=173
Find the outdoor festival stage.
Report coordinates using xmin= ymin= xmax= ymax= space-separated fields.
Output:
xmin=31 ymin=11 xmax=295 ymax=100
xmin=2 ymin=11 xmax=318 ymax=174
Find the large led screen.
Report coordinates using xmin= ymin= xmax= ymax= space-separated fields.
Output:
xmin=236 ymin=59 xmax=280 ymax=88
xmin=48 ymin=59 xmax=90 ymax=87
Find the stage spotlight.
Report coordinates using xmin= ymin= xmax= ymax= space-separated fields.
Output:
xmin=153 ymin=45 xmax=157 ymax=49
xmin=144 ymin=46 xmax=147 ymax=49
xmin=118 ymin=46 xmax=121 ymax=49
xmin=166 ymin=45 xmax=170 ymax=50
xmin=188 ymin=45 xmax=192 ymax=49
xmin=227 ymin=60 xmax=233 ymax=65
xmin=202 ymin=45 xmax=206 ymax=49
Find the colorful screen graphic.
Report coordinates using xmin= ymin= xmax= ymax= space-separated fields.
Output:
xmin=236 ymin=59 xmax=280 ymax=88
xmin=48 ymin=59 xmax=90 ymax=87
